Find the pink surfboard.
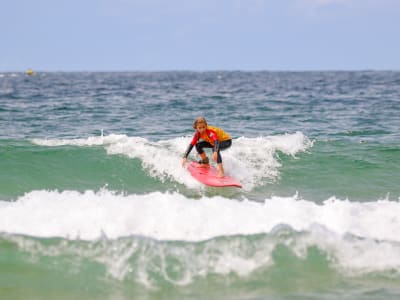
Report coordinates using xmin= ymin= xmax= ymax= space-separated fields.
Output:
xmin=187 ymin=161 xmax=242 ymax=188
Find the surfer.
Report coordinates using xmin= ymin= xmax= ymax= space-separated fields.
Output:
xmin=182 ymin=117 xmax=232 ymax=177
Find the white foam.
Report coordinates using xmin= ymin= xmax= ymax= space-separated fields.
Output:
xmin=3 ymin=190 xmax=400 ymax=282
xmin=32 ymin=133 xmax=131 ymax=147
xmin=1 ymin=190 xmax=400 ymax=243
xmin=32 ymin=132 xmax=313 ymax=190
xmin=229 ymin=132 xmax=312 ymax=187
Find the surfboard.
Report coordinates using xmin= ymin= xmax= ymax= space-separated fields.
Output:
xmin=187 ymin=161 xmax=242 ymax=188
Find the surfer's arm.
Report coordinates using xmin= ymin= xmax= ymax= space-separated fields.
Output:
xmin=183 ymin=132 xmax=200 ymax=158
xmin=213 ymin=140 xmax=220 ymax=152
xmin=211 ymin=140 xmax=220 ymax=162
xmin=183 ymin=143 xmax=194 ymax=159
xmin=208 ymin=129 xmax=220 ymax=158
xmin=182 ymin=143 xmax=194 ymax=167
xmin=182 ymin=133 xmax=199 ymax=166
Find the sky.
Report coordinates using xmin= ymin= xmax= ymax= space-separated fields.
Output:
xmin=1 ymin=0 xmax=399 ymax=71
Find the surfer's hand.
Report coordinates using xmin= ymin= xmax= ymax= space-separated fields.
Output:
xmin=212 ymin=152 xmax=218 ymax=162
xmin=182 ymin=158 xmax=187 ymax=167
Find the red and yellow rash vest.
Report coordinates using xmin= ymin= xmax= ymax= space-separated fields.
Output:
xmin=183 ymin=126 xmax=231 ymax=158
xmin=189 ymin=126 xmax=231 ymax=147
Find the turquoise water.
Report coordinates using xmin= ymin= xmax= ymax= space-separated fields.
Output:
xmin=1 ymin=71 xmax=400 ymax=299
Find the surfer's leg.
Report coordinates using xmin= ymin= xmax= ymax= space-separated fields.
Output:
xmin=199 ymin=152 xmax=209 ymax=164
xmin=196 ymin=141 xmax=212 ymax=164
xmin=215 ymin=140 xmax=231 ymax=177
xmin=215 ymin=153 xmax=224 ymax=177
xmin=219 ymin=140 xmax=232 ymax=151
xmin=217 ymin=163 xmax=225 ymax=178
xmin=215 ymin=140 xmax=232 ymax=164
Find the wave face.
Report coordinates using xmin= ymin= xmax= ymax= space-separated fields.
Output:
xmin=30 ymin=132 xmax=312 ymax=191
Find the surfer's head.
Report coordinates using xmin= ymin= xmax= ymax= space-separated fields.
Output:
xmin=193 ymin=116 xmax=207 ymax=129
xmin=193 ymin=116 xmax=207 ymax=133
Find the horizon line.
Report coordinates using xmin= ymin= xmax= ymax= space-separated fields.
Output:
xmin=1 ymin=68 xmax=399 ymax=73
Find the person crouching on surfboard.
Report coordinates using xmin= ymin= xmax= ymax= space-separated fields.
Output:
xmin=182 ymin=116 xmax=232 ymax=178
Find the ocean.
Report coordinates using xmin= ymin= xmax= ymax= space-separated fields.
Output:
xmin=0 ymin=71 xmax=399 ymax=299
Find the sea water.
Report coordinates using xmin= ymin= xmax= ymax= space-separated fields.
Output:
xmin=1 ymin=71 xmax=400 ymax=299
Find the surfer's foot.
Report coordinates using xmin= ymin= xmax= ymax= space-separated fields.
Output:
xmin=217 ymin=172 xmax=224 ymax=178
xmin=198 ymin=157 xmax=209 ymax=166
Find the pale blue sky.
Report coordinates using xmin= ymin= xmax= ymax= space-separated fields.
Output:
xmin=1 ymin=0 xmax=399 ymax=71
